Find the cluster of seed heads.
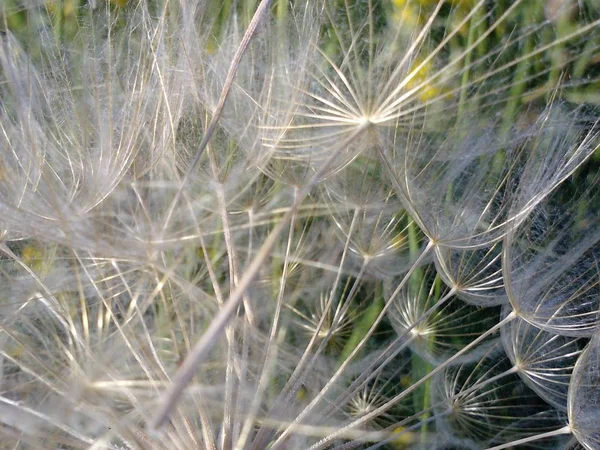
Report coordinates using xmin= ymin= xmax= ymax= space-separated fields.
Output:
xmin=0 ymin=1 xmax=599 ymax=449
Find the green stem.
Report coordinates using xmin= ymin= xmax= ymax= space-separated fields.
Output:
xmin=338 ymin=284 xmax=384 ymax=364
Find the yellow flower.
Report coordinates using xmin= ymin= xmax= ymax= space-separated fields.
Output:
xmin=44 ymin=0 xmax=79 ymax=17
xmin=405 ymin=59 xmax=443 ymax=102
xmin=45 ymin=0 xmax=58 ymax=15
xmin=392 ymin=0 xmax=423 ymax=27
xmin=21 ymin=245 xmax=43 ymax=265
xmin=400 ymin=375 xmax=413 ymax=387
xmin=62 ymin=0 xmax=77 ymax=17
xmin=390 ymin=426 xmax=417 ymax=446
